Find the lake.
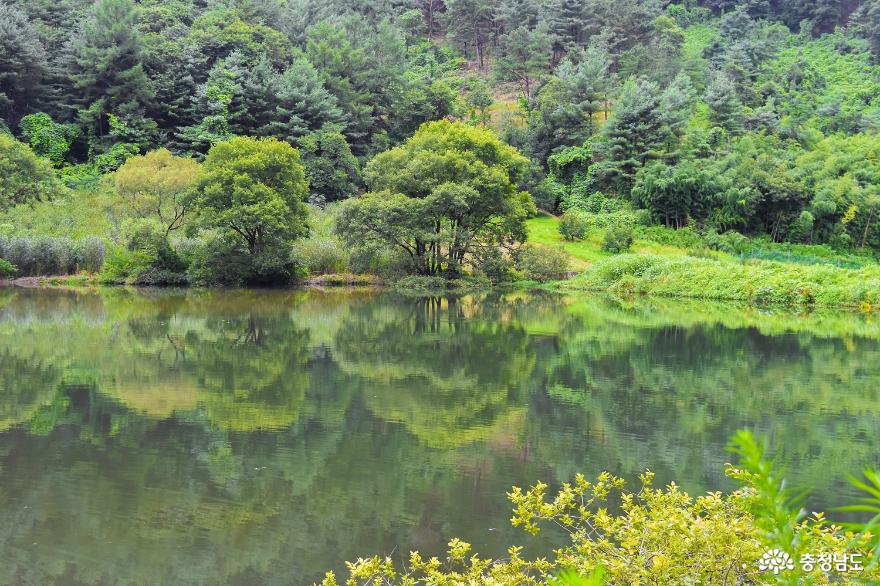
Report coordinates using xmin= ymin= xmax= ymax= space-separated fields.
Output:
xmin=1 ymin=287 xmax=878 ymax=585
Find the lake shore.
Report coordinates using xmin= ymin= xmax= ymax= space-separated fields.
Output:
xmin=4 ymin=261 xmax=880 ymax=313
xmin=551 ymin=253 xmax=880 ymax=311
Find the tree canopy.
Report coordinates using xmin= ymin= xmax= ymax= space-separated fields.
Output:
xmin=337 ymin=120 xmax=535 ymax=275
xmin=189 ymin=136 xmax=308 ymax=283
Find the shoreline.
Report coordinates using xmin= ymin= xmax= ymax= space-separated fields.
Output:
xmin=3 ymin=260 xmax=879 ymax=314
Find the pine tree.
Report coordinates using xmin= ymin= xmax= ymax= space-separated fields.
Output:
xmin=224 ymin=52 xmax=278 ymax=137
xmin=599 ymin=78 xmax=668 ymax=189
xmin=139 ymin=4 xmax=198 ymax=145
xmin=782 ymin=0 xmax=841 ymax=34
xmin=495 ymin=0 xmax=540 ymax=32
xmin=705 ymin=73 xmax=744 ymax=136
xmin=445 ymin=0 xmax=496 ymax=70
xmin=175 ymin=61 xmax=235 ymax=155
xmin=306 ymin=22 xmax=373 ymax=153
xmin=854 ymin=0 xmax=880 ymax=61
xmin=660 ymin=72 xmax=696 ymax=138
xmin=66 ymin=0 xmax=155 ymax=151
xmin=305 ymin=18 xmax=408 ymax=155
xmin=0 ymin=4 xmax=49 ymax=129
xmin=545 ymin=0 xmax=586 ymax=51
xmin=412 ymin=0 xmax=446 ymax=38
xmin=263 ymin=55 xmax=344 ymax=142
xmin=494 ymin=23 xmax=553 ymax=98
xmin=556 ymin=41 xmax=613 ymax=138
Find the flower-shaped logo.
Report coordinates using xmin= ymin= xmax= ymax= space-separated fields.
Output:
xmin=758 ymin=549 xmax=794 ymax=575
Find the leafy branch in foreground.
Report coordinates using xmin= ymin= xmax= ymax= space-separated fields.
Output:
xmin=838 ymin=469 xmax=880 ymax=569
xmin=321 ymin=430 xmax=880 ymax=585
xmin=726 ymin=429 xmax=808 ymax=554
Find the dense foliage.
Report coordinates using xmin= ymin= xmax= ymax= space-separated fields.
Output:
xmin=2 ymin=0 xmax=880 ymax=284
xmin=337 ymin=121 xmax=535 ymax=276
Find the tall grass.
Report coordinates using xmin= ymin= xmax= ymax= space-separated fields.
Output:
xmin=0 ymin=236 xmax=105 ymax=276
xmin=560 ymin=253 xmax=880 ymax=308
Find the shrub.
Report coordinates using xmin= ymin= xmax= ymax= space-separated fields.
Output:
xmin=788 ymin=210 xmax=815 ymax=243
xmin=474 ymin=246 xmax=517 ymax=283
xmin=0 ymin=134 xmax=65 ymax=210
xmin=290 ymin=236 xmax=349 ymax=275
xmin=514 ymin=245 xmax=569 ymax=282
xmin=393 ymin=275 xmax=450 ymax=293
xmin=0 ymin=258 xmax=15 ymax=277
xmin=531 ymin=176 xmax=566 ymax=212
xmin=323 ymin=431 xmax=880 ymax=585
xmin=635 ymin=225 xmax=705 ymax=248
xmin=563 ymin=190 xmax=626 ymax=214
xmin=588 ymin=254 xmax=661 ymax=283
xmin=185 ymin=236 xmax=253 ymax=287
xmin=706 ymin=230 xmax=751 ymax=254
xmin=602 ymin=222 xmax=634 ymax=253
xmin=100 ymin=220 xmax=187 ymax=285
xmin=449 ymin=275 xmax=492 ymax=291
xmin=559 ymin=210 xmax=591 ymax=241
xmin=100 ymin=245 xmax=154 ymax=285
xmin=347 ymin=244 xmax=416 ymax=278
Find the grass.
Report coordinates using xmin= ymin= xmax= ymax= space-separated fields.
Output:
xmin=527 ymin=214 xmax=880 ymax=309
xmin=526 ymin=215 xmax=688 ymax=269
xmin=526 ymin=215 xmax=607 ymax=268
xmin=560 ymin=253 xmax=880 ymax=309
xmin=304 ymin=273 xmax=383 ymax=286
xmin=46 ymin=274 xmax=94 ymax=286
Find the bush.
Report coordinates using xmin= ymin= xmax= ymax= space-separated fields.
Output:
xmin=99 ymin=245 xmax=154 ymax=285
xmin=705 ymin=230 xmax=751 ymax=254
xmin=563 ymin=190 xmax=626 ymax=214
xmin=635 ymin=225 xmax=705 ymax=248
xmin=787 ymin=210 xmax=814 ymax=243
xmin=347 ymin=244 xmax=416 ymax=278
xmin=323 ymin=430 xmax=880 ymax=585
xmin=290 ymin=236 xmax=349 ymax=275
xmin=558 ymin=210 xmax=591 ymax=241
xmin=474 ymin=246 xmax=516 ymax=283
xmin=74 ymin=237 xmax=106 ymax=273
xmin=393 ymin=275 xmax=450 ymax=293
xmin=0 ymin=134 xmax=65 ymax=210
xmin=531 ymin=176 xmax=566 ymax=212
xmin=185 ymin=236 xmax=254 ymax=287
xmin=0 ymin=258 xmax=15 ymax=277
xmin=514 ymin=245 xmax=569 ymax=282
xmin=100 ymin=220 xmax=188 ymax=285
xmin=602 ymin=222 xmax=634 ymax=253
xmin=449 ymin=275 xmax=492 ymax=291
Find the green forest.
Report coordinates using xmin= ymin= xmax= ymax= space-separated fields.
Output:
xmin=2 ymin=0 xmax=880 ymax=299
xmin=3 ymin=1 xmax=880 ymax=582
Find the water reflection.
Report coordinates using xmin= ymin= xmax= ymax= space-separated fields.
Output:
xmin=0 ymin=287 xmax=878 ymax=585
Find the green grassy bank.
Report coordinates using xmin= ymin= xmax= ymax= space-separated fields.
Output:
xmin=527 ymin=216 xmax=880 ymax=310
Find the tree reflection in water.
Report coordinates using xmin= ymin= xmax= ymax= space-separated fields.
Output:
xmin=0 ymin=287 xmax=878 ymax=584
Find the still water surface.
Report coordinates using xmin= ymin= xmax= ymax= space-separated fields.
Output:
xmin=1 ymin=287 xmax=878 ymax=585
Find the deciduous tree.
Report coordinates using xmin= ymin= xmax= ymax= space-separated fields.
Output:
xmin=336 ymin=120 xmax=535 ymax=275
xmin=114 ymin=148 xmax=200 ymax=234
xmin=190 ymin=136 xmax=308 ymax=282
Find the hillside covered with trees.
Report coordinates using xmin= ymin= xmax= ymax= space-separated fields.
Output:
xmin=2 ymin=0 xmax=880 ymax=291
